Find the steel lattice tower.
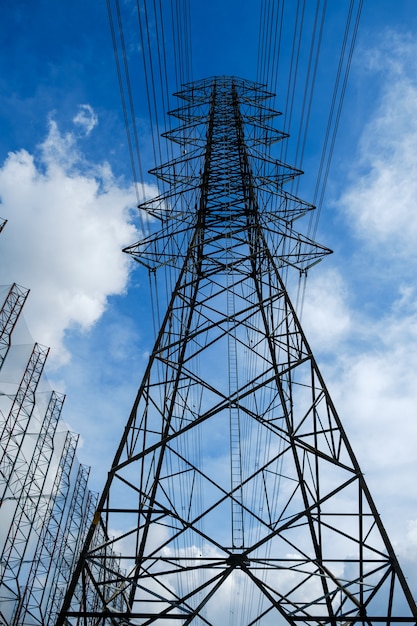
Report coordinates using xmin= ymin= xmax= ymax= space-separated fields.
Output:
xmin=58 ymin=76 xmax=417 ymax=625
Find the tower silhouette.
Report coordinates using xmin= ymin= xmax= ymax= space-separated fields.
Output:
xmin=58 ymin=76 xmax=417 ymax=625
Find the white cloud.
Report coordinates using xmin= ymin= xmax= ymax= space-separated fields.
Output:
xmin=327 ymin=31 xmax=417 ymax=522
xmin=338 ymin=32 xmax=417 ymax=258
xmin=0 ymin=108 xmax=157 ymax=367
xmin=303 ymin=34 xmax=417 ymax=576
xmin=40 ymin=117 xmax=79 ymax=170
xmin=73 ymin=103 xmax=98 ymax=136
xmin=301 ymin=267 xmax=352 ymax=352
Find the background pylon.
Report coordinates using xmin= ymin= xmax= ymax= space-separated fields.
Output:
xmin=58 ymin=76 xmax=417 ymax=625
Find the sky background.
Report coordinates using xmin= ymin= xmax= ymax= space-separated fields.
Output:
xmin=1 ymin=0 xmax=417 ymax=594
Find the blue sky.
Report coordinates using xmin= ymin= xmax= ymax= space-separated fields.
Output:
xmin=2 ymin=0 xmax=417 ymax=596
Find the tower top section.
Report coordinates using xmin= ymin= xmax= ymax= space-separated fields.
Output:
xmin=125 ymin=75 xmax=332 ymax=274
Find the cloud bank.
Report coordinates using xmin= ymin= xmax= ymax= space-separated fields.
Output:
xmin=0 ymin=107 xmax=154 ymax=367
xmin=309 ymin=32 xmax=417 ymax=563
xmin=288 ymin=35 xmax=417 ymax=595
xmin=339 ymin=32 xmax=417 ymax=258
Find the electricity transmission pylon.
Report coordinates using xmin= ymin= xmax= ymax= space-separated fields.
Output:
xmin=58 ymin=76 xmax=417 ymax=625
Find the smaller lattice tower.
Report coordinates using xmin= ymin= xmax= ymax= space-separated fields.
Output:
xmin=0 ymin=220 xmax=98 ymax=626
xmin=59 ymin=77 xmax=417 ymax=625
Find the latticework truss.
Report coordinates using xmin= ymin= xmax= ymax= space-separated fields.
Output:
xmin=58 ymin=76 xmax=417 ymax=625
xmin=0 ymin=224 xmax=100 ymax=625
